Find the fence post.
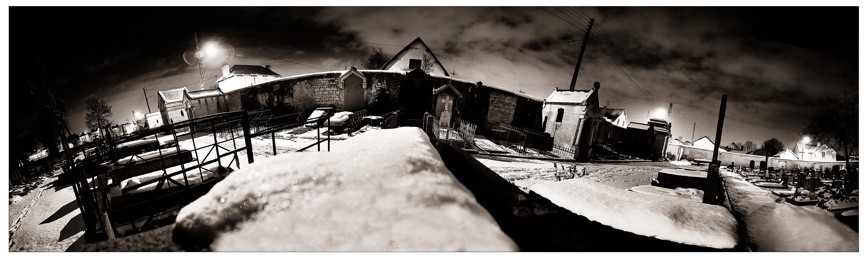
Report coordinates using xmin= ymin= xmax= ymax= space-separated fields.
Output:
xmin=242 ymin=111 xmax=255 ymax=164
xmin=272 ymin=131 xmax=277 ymax=156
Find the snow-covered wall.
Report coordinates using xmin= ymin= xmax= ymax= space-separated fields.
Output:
xmin=531 ymin=178 xmax=739 ymax=249
xmin=722 ymin=171 xmax=858 ymax=251
xmin=173 ymin=127 xmax=517 ymax=251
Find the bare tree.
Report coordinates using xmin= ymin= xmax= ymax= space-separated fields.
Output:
xmin=421 ymin=52 xmax=436 ymax=74
xmin=364 ymin=48 xmax=390 ymax=69
xmin=760 ymin=138 xmax=785 ymax=171
xmin=85 ymin=96 xmax=112 ymax=130
xmin=742 ymin=140 xmax=757 ymax=153
xmin=803 ymin=92 xmax=858 ymax=190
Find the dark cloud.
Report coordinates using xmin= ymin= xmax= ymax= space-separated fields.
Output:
xmin=9 ymin=7 xmax=857 ymax=147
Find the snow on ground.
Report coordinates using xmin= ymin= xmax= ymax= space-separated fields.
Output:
xmin=630 ymin=185 xmax=704 ymax=203
xmin=722 ymin=171 xmax=858 ymax=251
xmin=174 ymin=127 xmax=516 ymax=251
xmin=531 ymin=178 xmax=739 ymax=249
xmin=9 ymin=175 xmax=84 ymax=251
xmin=475 ymin=156 xmax=668 ymax=192
xmin=474 ymin=138 xmax=508 ymax=153
xmin=669 ymin=160 xmax=691 ymax=166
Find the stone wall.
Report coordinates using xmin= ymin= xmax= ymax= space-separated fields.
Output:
xmin=309 ymin=77 xmax=343 ymax=109
xmin=675 ymin=145 xmax=858 ymax=170
xmin=486 ymin=90 xmax=517 ymax=127
xmin=215 ymin=69 xmax=543 ymax=133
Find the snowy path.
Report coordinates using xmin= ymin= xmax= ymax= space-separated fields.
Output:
xmin=722 ymin=171 xmax=858 ymax=251
xmin=9 ymin=176 xmax=84 ymax=251
xmin=475 ymin=155 xmax=668 ymax=192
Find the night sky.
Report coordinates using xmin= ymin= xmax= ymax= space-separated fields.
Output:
xmin=9 ymin=7 xmax=858 ymax=148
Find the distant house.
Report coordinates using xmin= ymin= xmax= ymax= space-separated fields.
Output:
xmin=623 ymin=119 xmax=671 ymax=160
xmin=217 ymin=64 xmax=281 ymax=93
xmin=691 ymin=136 xmax=726 ymax=152
xmin=145 ymin=112 xmax=164 ymax=129
xmin=186 ymin=88 xmax=229 ymax=121
xmin=795 ymin=142 xmax=837 ymax=162
xmin=775 ymin=149 xmax=799 ymax=160
xmin=157 ymin=87 xmax=189 ymax=125
xmin=381 ymin=37 xmax=450 ymax=77
xmin=541 ymin=83 xmax=602 ymax=160
xmin=603 ymin=107 xmax=628 ymax=128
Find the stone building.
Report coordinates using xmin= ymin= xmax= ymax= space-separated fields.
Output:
xmin=541 ymin=82 xmax=602 ymax=160
xmin=157 ymin=87 xmax=189 ymax=125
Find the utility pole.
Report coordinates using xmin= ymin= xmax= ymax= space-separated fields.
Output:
xmin=142 ymin=88 xmax=151 ymax=113
xmin=703 ymin=94 xmax=728 ymax=205
xmin=569 ymin=18 xmax=594 ymax=91
xmin=691 ymin=122 xmax=696 ymax=143
xmin=194 ymin=33 xmax=205 ymax=90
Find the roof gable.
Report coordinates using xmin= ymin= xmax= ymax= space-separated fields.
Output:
xmin=432 ymin=83 xmax=463 ymax=98
xmin=545 ymin=89 xmax=593 ymax=104
xmin=692 ymin=136 xmax=725 ymax=151
xmin=603 ymin=108 xmax=625 ymax=120
xmin=381 ymin=37 xmax=449 ymax=76
xmin=231 ymin=65 xmax=280 ymax=76
xmin=158 ymin=87 xmax=187 ymax=103
xmin=186 ymin=88 xmax=224 ymax=99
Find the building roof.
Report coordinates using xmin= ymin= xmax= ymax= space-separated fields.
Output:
xmin=186 ymin=88 xmax=224 ymax=99
xmin=627 ymin=122 xmax=650 ymax=130
xmin=230 ymin=65 xmax=280 ymax=76
xmin=603 ymin=108 xmax=625 ymax=120
xmin=545 ymin=89 xmax=593 ymax=105
xmin=652 ymin=126 xmax=671 ymax=134
xmin=432 ymin=83 xmax=463 ymax=98
xmin=381 ymin=37 xmax=450 ymax=76
xmin=158 ymin=87 xmax=187 ymax=103
xmin=691 ymin=136 xmax=727 ymax=152
xmin=796 ymin=142 xmax=835 ymax=154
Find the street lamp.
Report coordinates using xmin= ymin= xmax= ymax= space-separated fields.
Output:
xmin=202 ymin=42 xmax=221 ymax=58
xmin=801 ymin=136 xmax=811 ymax=144
xmin=649 ymin=107 xmax=668 ymax=120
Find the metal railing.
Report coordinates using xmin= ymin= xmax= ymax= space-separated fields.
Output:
xmin=67 ymin=109 xmax=335 ymax=241
xmin=552 ymin=144 xmax=577 ymax=159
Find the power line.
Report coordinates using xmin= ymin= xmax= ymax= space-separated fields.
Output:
xmin=536 ymin=7 xmax=654 ymax=99
xmin=536 ymin=7 xmax=586 ymax=34
xmin=556 ymin=9 xmax=658 ymax=101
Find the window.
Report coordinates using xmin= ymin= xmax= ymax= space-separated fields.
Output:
xmin=180 ymin=110 xmax=184 ymax=117
xmin=555 ymin=108 xmax=564 ymax=123
xmin=409 ymin=59 xmax=422 ymax=69
xmin=822 ymin=152 xmax=825 ymax=158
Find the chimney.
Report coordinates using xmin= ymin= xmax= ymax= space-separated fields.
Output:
xmin=221 ymin=64 xmax=231 ymax=77
xmin=265 ymin=64 xmax=272 ymax=70
xmin=593 ymin=81 xmax=601 ymax=91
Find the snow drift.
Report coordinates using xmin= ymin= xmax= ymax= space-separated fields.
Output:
xmin=173 ymin=127 xmax=516 ymax=251
xmin=722 ymin=171 xmax=858 ymax=251
xmin=531 ymin=178 xmax=738 ymax=249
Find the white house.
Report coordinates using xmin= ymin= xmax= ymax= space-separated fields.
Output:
xmin=691 ymin=136 xmax=727 ymax=152
xmin=381 ymin=37 xmax=450 ymax=77
xmin=795 ymin=142 xmax=837 ymax=162
xmin=775 ymin=149 xmax=799 ymax=160
xmin=145 ymin=112 xmax=164 ymax=129
xmin=603 ymin=108 xmax=628 ymax=128
xmin=217 ymin=64 xmax=281 ymax=93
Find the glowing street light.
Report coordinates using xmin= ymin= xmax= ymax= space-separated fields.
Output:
xmin=648 ymin=107 xmax=668 ymax=120
xmin=203 ymin=42 xmax=221 ymax=58
xmin=801 ymin=136 xmax=811 ymax=144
